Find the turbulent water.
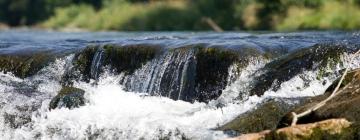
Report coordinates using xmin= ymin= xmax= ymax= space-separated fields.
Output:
xmin=0 ymin=30 xmax=360 ymax=140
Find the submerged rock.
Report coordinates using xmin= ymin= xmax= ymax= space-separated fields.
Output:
xmin=229 ymin=119 xmax=355 ymax=140
xmin=49 ymin=87 xmax=85 ymax=110
xmin=249 ymin=43 xmax=357 ymax=96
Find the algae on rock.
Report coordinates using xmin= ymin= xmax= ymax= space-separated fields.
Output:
xmin=249 ymin=43 xmax=351 ymax=96
xmin=49 ymin=86 xmax=85 ymax=110
xmin=0 ymin=53 xmax=52 ymax=78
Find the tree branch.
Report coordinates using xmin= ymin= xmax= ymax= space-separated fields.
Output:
xmin=291 ymin=49 xmax=360 ymax=126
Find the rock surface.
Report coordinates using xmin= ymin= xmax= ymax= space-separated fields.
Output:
xmin=227 ymin=69 xmax=360 ymax=139
xmin=218 ymin=99 xmax=304 ymax=134
xmin=249 ymin=43 xmax=353 ymax=96
xmin=63 ymin=44 xmax=265 ymax=103
xmin=49 ymin=86 xmax=85 ymax=110
xmin=0 ymin=53 xmax=53 ymax=78
xmin=278 ymin=69 xmax=360 ymax=129
xmin=228 ymin=118 xmax=354 ymax=140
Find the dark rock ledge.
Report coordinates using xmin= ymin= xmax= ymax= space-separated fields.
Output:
xmin=224 ymin=69 xmax=360 ymax=140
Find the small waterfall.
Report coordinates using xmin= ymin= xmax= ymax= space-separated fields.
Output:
xmin=1 ymin=31 xmax=360 ymax=140
xmin=120 ymin=48 xmax=197 ymax=101
xmin=90 ymin=48 xmax=104 ymax=81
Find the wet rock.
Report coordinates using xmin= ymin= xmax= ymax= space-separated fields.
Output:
xmin=49 ymin=86 xmax=85 ymax=110
xmin=228 ymin=119 xmax=355 ymax=140
xmin=218 ymin=98 xmax=305 ymax=134
xmin=194 ymin=47 xmax=244 ymax=102
xmin=249 ymin=43 xmax=355 ymax=96
xmin=0 ymin=53 xmax=53 ymax=78
xmin=155 ymin=46 xmax=258 ymax=102
xmin=103 ymin=44 xmax=161 ymax=74
xmin=2 ymin=104 xmax=40 ymax=129
xmin=63 ymin=44 xmax=161 ymax=84
xmin=278 ymin=69 xmax=360 ymax=137
xmin=65 ymin=44 xmax=254 ymax=102
xmin=3 ymin=112 xmax=32 ymax=129
xmin=70 ymin=46 xmax=98 ymax=82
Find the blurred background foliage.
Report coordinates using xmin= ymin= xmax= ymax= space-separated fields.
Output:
xmin=0 ymin=0 xmax=359 ymax=31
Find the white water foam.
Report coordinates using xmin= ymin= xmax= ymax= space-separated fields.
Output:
xmin=0 ymin=55 xmax=74 ymax=139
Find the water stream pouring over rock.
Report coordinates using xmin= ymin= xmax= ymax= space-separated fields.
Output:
xmin=0 ymin=31 xmax=359 ymax=139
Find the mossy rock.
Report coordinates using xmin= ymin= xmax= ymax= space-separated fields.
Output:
xmin=249 ymin=43 xmax=352 ymax=96
xmin=49 ymin=86 xmax=85 ymax=110
xmin=103 ymin=44 xmax=161 ymax=74
xmin=194 ymin=47 xmax=245 ymax=102
xmin=218 ymin=98 xmax=306 ymax=134
xmin=65 ymin=44 xmax=272 ymax=103
xmin=278 ymin=69 xmax=360 ymax=137
xmin=73 ymin=45 xmax=99 ymax=81
xmin=0 ymin=53 xmax=53 ymax=78
xmin=64 ymin=44 xmax=161 ymax=84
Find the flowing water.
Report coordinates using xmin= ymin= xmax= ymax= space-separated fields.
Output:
xmin=0 ymin=30 xmax=360 ymax=140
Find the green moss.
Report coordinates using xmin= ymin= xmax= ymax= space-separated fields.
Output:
xmin=194 ymin=47 xmax=241 ymax=102
xmin=68 ymin=44 xmax=161 ymax=83
xmin=49 ymin=86 xmax=85 ymax=110
xmin=0 ymin=53 xmax=52 ymax=78
xmin=219 ymin=100 xmax=295 ymax=134
xmin=250 ymin=43 xmax=347 ymax=96
xmin=57 ymin=86 xmax=85 ymax=96
xmin=73 ymin=46 xmax=98 ymax=81
xmin=103 ymin=44 xmax=160 ymax=74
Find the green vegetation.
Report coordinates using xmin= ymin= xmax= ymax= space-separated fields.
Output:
xmin=0 ymin=0 xmax=101 ymax=26
xmin=0 ymin=53 xmax=52 ymax=78
xmin=278 ymin=1 xmax=360 ymax=30
xmin=1 ymin=0 xmax=360 ymax=31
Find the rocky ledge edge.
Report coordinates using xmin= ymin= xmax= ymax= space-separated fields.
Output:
xmin=225 ymin=69 xmax=360 ymax=140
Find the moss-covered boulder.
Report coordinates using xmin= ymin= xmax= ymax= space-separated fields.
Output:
xmin=157 ymin=46 xmax=263 ymax=102
xmin=0 ymin=53 xmax=52 ymax=78
xmin=249 ymin=43 xmax=354 ymax=96
xmin=49 ymin=86 xmax=85 ymax=110
xmin=219 ymin=99 xmax=306 ymax=134
xmin=63 ymin=44 xmax=273 ymax=102
xmin=278 ymin=69 xmax=360 ymax=137
xmin=62 ymin=44 xmax=161 ymax=84
xmin=103 ymin=44 xmax=160 ymax=74
xmin=194 ymin=47 xmax=245 ymax=102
